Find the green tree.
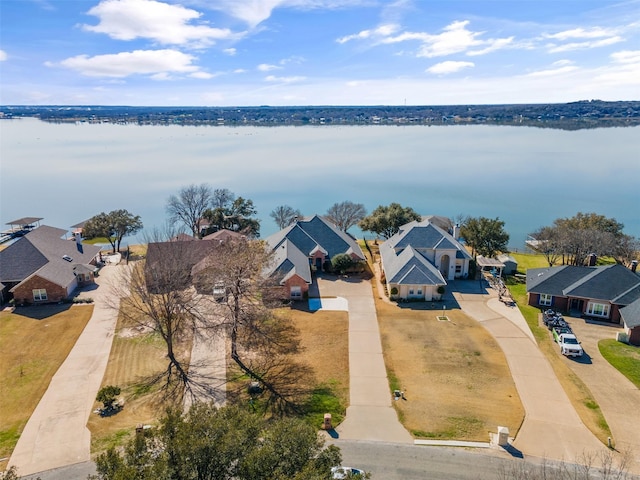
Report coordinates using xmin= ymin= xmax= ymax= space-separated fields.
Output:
xmin=331 ymin=253 xmax=354 ymax=274
xmin=460 ymin=216 xmax=509 ymax=258
xmin=83 ymin=209 xmax=143 ymax=253
xmin=96 ymin=385 xmax=121 ymax=408
xmin=91 ymin=404 xmax=342 ymax=480
xmin=270 ymin=205 xmax=302 ymax=230
xmin=166 ymin=183 xmax=214 ymax=238
xmin=204 ymin=195 xmax=260 ymax=237
xmin=530 ymin=212 xmax=630 ymax=266
xmin=358 ymin=202 xmax=421 ymax=239
xmin=325 ymin=201 xmax=367 ymax=232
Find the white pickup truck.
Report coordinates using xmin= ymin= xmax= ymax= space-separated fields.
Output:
xmin=552 ymin=328 xmax=584 ymax=357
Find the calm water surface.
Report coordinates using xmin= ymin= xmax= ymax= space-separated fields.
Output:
xmin=1 ymin=118 xmax=638 ymax=248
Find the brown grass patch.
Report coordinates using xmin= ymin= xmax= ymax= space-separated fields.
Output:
xmin=0 ymin=305 xmax=93 ymax=466
xmin=377 ymin=301 xmax=524 ymax=440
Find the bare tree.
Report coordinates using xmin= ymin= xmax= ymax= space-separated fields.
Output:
xmin=325 ymin=201 xmax=367 ymax=232
xmin=270 ymin=205 xmax=302 ymax=230
xmin=212 ymin=188 xmax=235 ymax=209
xmin=166 ymin=184 xmax=213 ymax=238
xmin=194 ymin=237 xmax=314 ymax=414
xmin=107 ymin=232 xmax=217 ymax=400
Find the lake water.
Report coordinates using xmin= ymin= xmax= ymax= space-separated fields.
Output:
xmin=1 ymin=118 xmax=638 ymax=249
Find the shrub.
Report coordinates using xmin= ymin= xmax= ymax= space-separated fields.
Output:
xmin=437 ymin=285 xmax=445 ymax=295
xmin=97 ymin=385 xmax=121 ymax=408
xmin=390 ymin=287 xmax=398 ymax=295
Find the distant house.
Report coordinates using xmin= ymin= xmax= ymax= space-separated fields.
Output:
xmin=526 ymin=264 xmax=640 ymax=323
xmin=264 ymin=215 xmax=366 ymax=300
xmin=379 ymin=219 xmax=471 ymax=301
xmin=0 ymin=225 xmax=101 ymax=304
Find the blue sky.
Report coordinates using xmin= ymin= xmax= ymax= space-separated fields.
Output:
xmin=1 ymin=0 xmax=639 ymax=106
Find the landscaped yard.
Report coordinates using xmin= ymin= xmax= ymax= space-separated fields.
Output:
xmin=598 ymin=339 xmax=640 ymax=388
xmin=0 ymin=305 xmax=93 ymax=468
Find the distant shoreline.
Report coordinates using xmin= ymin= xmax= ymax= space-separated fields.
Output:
xmin=2 ymin=100 xmax=639 ymax=131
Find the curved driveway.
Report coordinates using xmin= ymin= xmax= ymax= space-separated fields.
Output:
xmin=564 ymin=318 xmax=640 ymax=474
xmin=8 ymin=265 xmax=127 ymax=477
xmin=451 ymin=280 xmax=608 ymax=464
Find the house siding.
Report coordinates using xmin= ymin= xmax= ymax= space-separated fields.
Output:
xmin=13 ymin=275 xmax=71 ymax=304
xmin=627 ymin=326 xmax=640 ymax=346
xmin=284 ymin=274 xmax=309 ymax=300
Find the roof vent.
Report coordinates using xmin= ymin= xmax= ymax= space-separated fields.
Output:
xmin=62 ymin=255 xmax=73 ymax=262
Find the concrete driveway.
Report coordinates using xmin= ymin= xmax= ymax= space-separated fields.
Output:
xmin=450 ymin=280 xmax=608 ymax=465
xmin=8 ymin=264 xmax=128 ymax=477
xmin=313 ymin=273 xmax=412 ymax=443
xmin=560 ymin=317 xmax=640 ymax=474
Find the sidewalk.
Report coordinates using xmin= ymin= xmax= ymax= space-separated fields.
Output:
xmin=8 ymin=264 xmax=128 ymax=476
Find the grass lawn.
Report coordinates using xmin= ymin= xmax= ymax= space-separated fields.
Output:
xmin=284 ymin=306 xmax=349 ymax=427
xmin=506 ymin=280 xmax=612 ymax=443
xmin=598 ymin=339 xmax=640 ymax=388
xmin=87 ymin=307 xmax=189 ymax=455
xmin=0 ymin=305 xmax=93 ymax=468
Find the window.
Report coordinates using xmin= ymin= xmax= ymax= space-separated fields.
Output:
xmin=290 ymin=286 xmax=302 ymax=298
xmin=455 ymin=265 xmax=462 ymax=274
xmin=539 ymin=294 xmax=552 ymax=306
xmin=409 ymin=288 xmax=414 ymax=295
xmin=33 ymin=289 xmax=47 ymax=301
xmin=586 ymin=302 xmax=610 ymax=318
xmin=417 ymin=289 xmax=422 ymax=295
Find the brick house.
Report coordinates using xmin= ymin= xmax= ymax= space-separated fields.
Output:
xmin=526 ymin=264 xmax=640 ymax=324
xmin=264 ymin=215 xmax=366 ymax=300
xmin=0 ymin=225 xmax=101 ymax=304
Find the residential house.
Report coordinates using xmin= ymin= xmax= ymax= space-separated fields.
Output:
xmin=0 ymin=225 xmax=101 ymax=304
xmin=264 ymin=215 xmax=366 ymax=300
xmin=526 ymin=264 xmax=640 ymax=324
xmin=379 ymin=219 xmax=471 ymax=301
xmin=619 ymin=297 xmax=640 ymax=346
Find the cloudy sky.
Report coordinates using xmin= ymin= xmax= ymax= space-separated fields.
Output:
xmin=1 ymin=0 xmax=639 ymax=106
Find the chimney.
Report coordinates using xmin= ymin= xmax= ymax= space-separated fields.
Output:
xmin=632 ymin=260 xmax=638 ymax=273
xmin=453 ymin=224 xmax=460 ymax=240
xmin=588 ymin=253 xmax=597 ymax=266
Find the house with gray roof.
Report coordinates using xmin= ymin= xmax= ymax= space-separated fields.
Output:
xmin=526 ymin=264 xmax=640 ymax=324
xmin=379 ymin=219 xmax=471 ymax=301
xmin=264 ymin=215 xmax=365 ymax=300
xmin=0 ymin=225 xmax=102 ymax=304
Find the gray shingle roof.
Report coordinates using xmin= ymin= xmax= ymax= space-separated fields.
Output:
xmin=620 ymin=298 xmax=640 ymax=328
xmin=387 ymin=220 xmax=471 ymax=259
xmin=0 ymin=225 xmax=102 ymax=289
xmin=267 ymin=238 xmax=312 ymax=284
xmin=526 ymin=264 xmax=640 ymax=304
xmin=380 ymin=243 xmax=446 ymax=286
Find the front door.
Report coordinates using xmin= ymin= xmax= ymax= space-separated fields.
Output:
xmin=440 ymin=254 xmax=450 ymax=279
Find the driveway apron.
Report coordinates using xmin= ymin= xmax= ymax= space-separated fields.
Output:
xmin=315 ymin=275 xmax=412 ymax=443
xmin=8 ymin=264 xmax=128 ymax=476
xmin=451 ymin=281 xmax=607 ymax=464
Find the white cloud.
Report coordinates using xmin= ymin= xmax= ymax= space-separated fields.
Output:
xmin=339 ymin=20 xmax=513 ymax=58
xmin=257 ymin=63 xmax=281 ymax=71
xmin=83 ymin=0 xmax=235 ymax=46
xmin=526 ymin=65 xmax=579 ymax=77
xmin=223 ymin=48 xmax=237 ymax=56
xmin=336 ymin=24 xmax=400 ymax=44
xmin=427 ymin=60 xmax=474 ymax=74
xmin=544 ymin=27 xmax=618 ymax=41
xmin=610 ymin=50 xmax=640 ymax=64
xmin=547 ymin=36 xmax=623 ymax=53
xmin=264 ymin=75 xmax=306 ymax=83
xmin=210 ymin=0 xmax=288 ymax=28
xmin=52 ymin=49 xmax=200 ymax=78
xmin=0 ymin=50 xmax=7 ymax=61
xmin=552 ymin=59 xmax=574 ymax=67
xmin=190 ymin=71 xmax=215 ymax=79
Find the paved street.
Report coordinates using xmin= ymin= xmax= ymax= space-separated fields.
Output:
xmin=8 ymin=264 xmax=129 ymax=476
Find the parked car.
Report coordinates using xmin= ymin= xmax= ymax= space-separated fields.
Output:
xmin=331 ymin=466 xmax=364 ymax=479
xmin=553 ymin=328 xmax=584 ymax=357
